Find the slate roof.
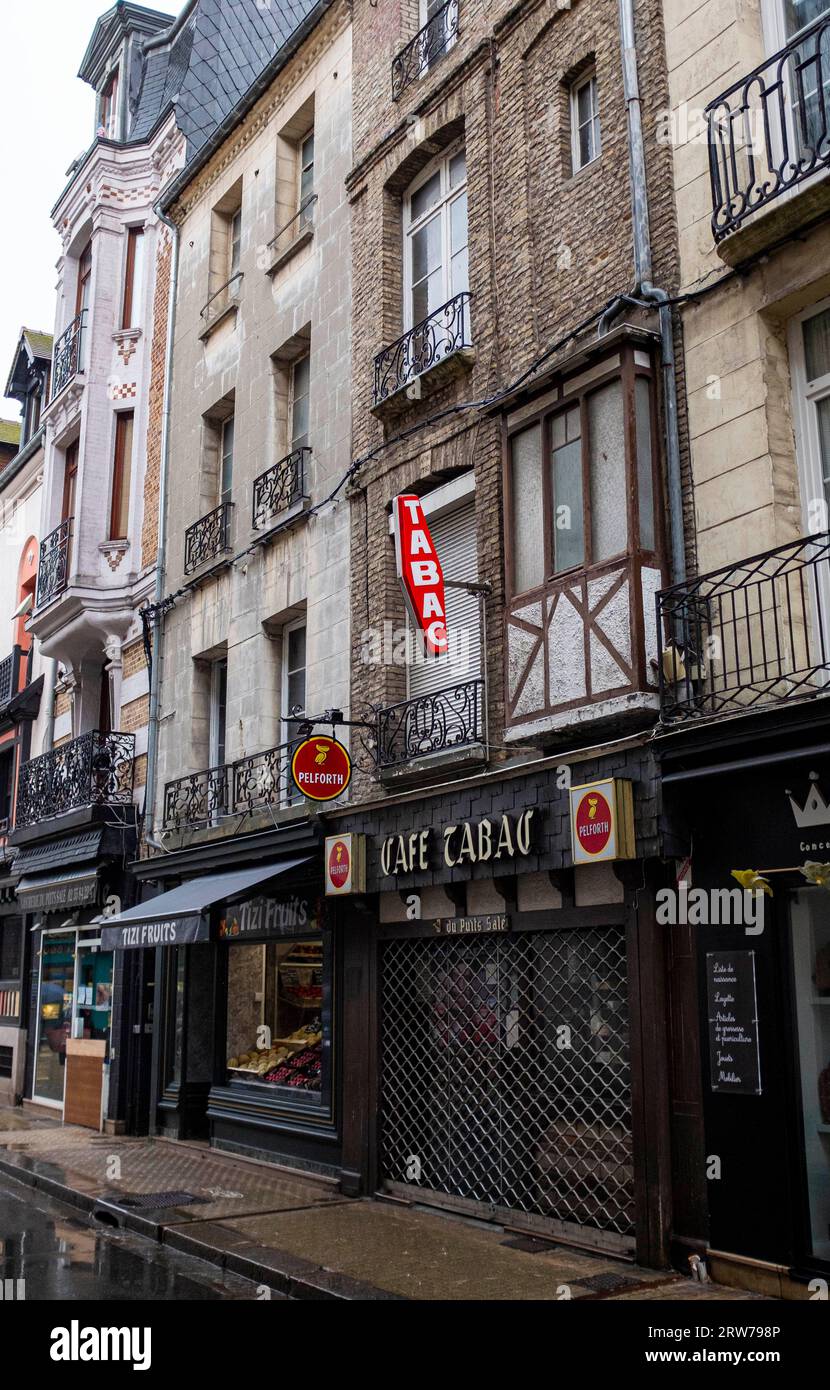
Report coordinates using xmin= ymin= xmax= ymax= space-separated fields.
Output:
xmin=129 ymin=0 xmax=324 ymax=158
xmin=22 ymin=330 xmax=53 ymax=362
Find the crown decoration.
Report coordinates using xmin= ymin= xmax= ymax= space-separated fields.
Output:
xmin=786 ymin=772 xmax=830 ymax=829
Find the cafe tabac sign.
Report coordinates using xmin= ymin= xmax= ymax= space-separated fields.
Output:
xmin=380 ymin=809 xmax=537 ymax=877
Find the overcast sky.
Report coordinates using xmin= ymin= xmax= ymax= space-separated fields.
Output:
xmin=0 ymin=1 xmax=178 ymax=420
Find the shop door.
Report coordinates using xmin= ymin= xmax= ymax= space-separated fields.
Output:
xmin=790 ymin=891 xmax=830 ymax=1268
xmin=378 ymin=925 xmax=635 ymax=1254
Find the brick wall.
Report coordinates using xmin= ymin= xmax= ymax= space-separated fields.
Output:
xmin=347 ymin=0 xmax=689 ymax=802
xmin=122 ymin=638 xmax=148 ymax=680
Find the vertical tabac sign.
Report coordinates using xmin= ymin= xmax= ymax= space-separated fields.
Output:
xmin=392 ymin=495 xmax=449 ymax=657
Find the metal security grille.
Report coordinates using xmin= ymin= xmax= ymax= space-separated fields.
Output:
xmin=379 ymin=928 xmax=634 ymax=1246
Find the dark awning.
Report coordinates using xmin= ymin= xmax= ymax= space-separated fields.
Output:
xmin=99 ymin=858 xmax=311 ymax=951
xmin=12 ymin=830 xmax=104 ymax=879
xmin=17 ymin=866 xmax=100 ymax=913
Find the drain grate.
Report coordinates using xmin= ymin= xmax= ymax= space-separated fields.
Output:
xmin=110 ymin=1190 xmax=209 ymax=1211
xmin=573 ymin=1271 xmax=644 ymax=1294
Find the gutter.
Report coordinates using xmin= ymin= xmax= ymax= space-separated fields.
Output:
xmin=611 ymin=0 xmax=686 ymax=588
xmin=159 ymin=0 xmax=337 ymax=215
xmin=143 ymin=201 xmax=180 ymax=842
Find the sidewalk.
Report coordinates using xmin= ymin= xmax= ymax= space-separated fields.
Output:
xmin=0 ymin=1109 xmax=765 ymax=1301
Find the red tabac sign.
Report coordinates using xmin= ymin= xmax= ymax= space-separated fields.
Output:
xmin=291 ymin=736 xmax=351 ymax=802
xmin=392 ymin=494 xmax=449 ymax=656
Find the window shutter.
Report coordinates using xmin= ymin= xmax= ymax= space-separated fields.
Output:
xmin=407 ymin=499 xmax=480 ymax=699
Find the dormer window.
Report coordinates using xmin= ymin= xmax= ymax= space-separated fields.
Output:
xmin=99 ymin=68 xmax=119 ymax=139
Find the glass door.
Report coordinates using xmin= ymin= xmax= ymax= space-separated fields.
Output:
xmin=34 ymin=932 xmax=76 ymax=1105
xmin=790 ymin=890 xmax=830 ymax=1262
xmin=72 ymin=942 xmax=113 ymax=1045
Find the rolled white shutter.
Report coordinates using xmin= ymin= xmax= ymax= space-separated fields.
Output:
xmin=407 ymin=499 xmax=480 ymax=699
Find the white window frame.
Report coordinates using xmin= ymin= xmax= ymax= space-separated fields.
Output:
xmin=208 ymin=656 xmax=228 ymax=770
xmin=787 ymin=297 xmax=830 ymax=666
xmin=298 ymin=128 xmax=315 ymax=217
xmin=282 ymin=618 xmax=307 ymax=806
xmin=220 ymin=415 xmax=235 ymax=502
xmin=230 ymin=207 xmax=243 ymax=279
xmin=290 ymin=355 xmax=311 ymax=452
xmin=403 ymin=141 xmax=468 ymax=333
xmin=570 ymin=70 xmax=601 ymax=173
xmin=418 ymin=0 xmax=457 ymax=72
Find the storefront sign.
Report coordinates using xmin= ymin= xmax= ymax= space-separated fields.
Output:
xmin=706 ymin=951 xmax=762 ymax=1095
xmin=325 ymin=834 xmax=366 ymax=896
xmin=569 ymin=779 xmax=635 ymax=865
xmin=17 ymin=873 xmax=100 ymax=913
xmin=432 ymin=914 xmax=509 ymax=936
xmin=291 ymin=736 xmax=351 ymax=802
xmin=380 ymin=809 xmax=536 ymax=877
xmin=100 ymin=915 xmax=209 ymax=951
xmin=392 ymin=494 xmax=449 ymax=656
xmin=220 ymin=895 xmax=314 ymax=941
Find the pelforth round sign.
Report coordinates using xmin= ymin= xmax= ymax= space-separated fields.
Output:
xmin=291 ymin=736 xmax=352 ymax=802
xmin=574 ymin=789 xmax=613 ymax=857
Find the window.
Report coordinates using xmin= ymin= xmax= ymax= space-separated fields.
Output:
xmin=283 ymin=622 xmax=307 ymax=720
xmin=0 ymin=918 xmax=22 ymax=981
xmin=209 ymin=658 xmax=228 ymax=771
xmin=419 ymin=0 xmax=457 ymax=69
xmin=109 ymin=412 xmax=134 ymax=540
xmin=405 ymin=481 xmax=481 ymax=702
xmin=230 ymin=208 xmax=243 ymax=279
xmin=62 ymin=441 xmax=78 ymax=523
xmin=121 ymin=227 xmax=145 ymax=330
xmin=99 ymin=68 xmax=119 ymax=138
xmin=290 ymin=357 xmax=310 ymax=451
xmin=508 ymin=357 xmax=657 ymax=596
xmin=404 ymin=146 xmax=468 ymax=331
xmin=0 ymin=749 xmax=13 ymax=828
xmin=299 ymin=130 xmax=315 ymax=227
xmin=220 ymin=416 xmax=235 ymax=502
xmin=75 ymin=242 xmax=92 ymax=319
xmin=571 ymin=71 xmax=601 ymax=172
xmin=222 ymin=902 xmax=331 ymax=1109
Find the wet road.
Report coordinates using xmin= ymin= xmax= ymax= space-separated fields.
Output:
xmin=0 ymin=1175 xmax=286 ymax=1300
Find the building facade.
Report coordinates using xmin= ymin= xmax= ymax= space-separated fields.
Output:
xmin=0 ymin=330 xmax=52 ymax=1104
xmin=659 ymin=0 xmax=830 ymax=1295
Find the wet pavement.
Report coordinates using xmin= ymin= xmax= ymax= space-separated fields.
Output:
xmin=0 ymin=1111 xmax=769 ymax=1300
xmin=0 ymin=1174 xmax=286 ymax=1300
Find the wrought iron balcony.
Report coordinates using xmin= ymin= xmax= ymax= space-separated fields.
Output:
xmin=163 ymin=741 xmax=296 ymax=830
xmin=162 ymin=764 xmax=230 ymax=832
xmin=376 ymin=678 xmax=485 ymax=769
xmin=252 ymin=447 xmax=310 ymax=529
xmin=657 ymin=532 xmax=830 ymax=724
xmin=267 ymin=194 xmax=316 ymax=264
xmin=0 ymin=649 xmax=19 ymax=708
xmin=184 ymin=500 xmax=231 ymax=574
xmin=373 ymin=292 xmax=472 ymax=406
xmin=392 ymin=0 xmax=459 ymax=100
xmin=707 ymin=13 xmax=830 ymax=241
xmin=36 ymin=519 xmax=72 ymax=608
xmin=16 ymin=730 xmax=135 ymax=828
xmin=50 ymin=311 xmax=85 ymax=400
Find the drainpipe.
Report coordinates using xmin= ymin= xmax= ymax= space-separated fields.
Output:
xmin=143 ymin=202 xmax=180 ymax=842
xmin=617 ymin=0 xmax=686 ymax=587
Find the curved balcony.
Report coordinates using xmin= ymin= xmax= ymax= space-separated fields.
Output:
xmin=373 ymin=292 xmax=473 ymax=412
xmin=50 ymin=312 xmax=85 ymax=401
xmin=376 ymin=678 xmax=485 ymax=771
xmin=392 ymin=0 xmax=459 ymax=100
xmin=252 ymin=447 xmax=310 ymax=530
xmin=36 ymin=519 xmax=72 ymax=609
xmin=184 ymin=501 xmax=231 ymax=575
xmin=16 ymin=730 xmax=135 ymax=828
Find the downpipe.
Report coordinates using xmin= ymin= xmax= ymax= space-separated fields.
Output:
xmin=143 ymin=202 xmax=180 ymax=844
xmin=617 ymin=0 xmax=686 ymax=588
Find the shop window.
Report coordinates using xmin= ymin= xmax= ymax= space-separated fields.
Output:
xmin=0 ymin=917 xmax=22 ymax=980
xmin=223 ymin=902 xmax=331 ymax=1109
xmin=507 ymin=353 xmax=658 ymax=598
xmin=790 ymin=890 xmax=830 ymax=1261
xmin=34 ymin=932 xmax=75 ymax=1105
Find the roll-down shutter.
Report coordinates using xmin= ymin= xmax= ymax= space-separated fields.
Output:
xmin=407 ymin=498 xmax=480 ymax=699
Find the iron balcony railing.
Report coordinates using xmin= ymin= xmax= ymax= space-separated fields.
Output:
xmin=707 ymin=13 xmax=830 ymax=241
xmin=657 ymin=531 xmax=830 ymax=724
xmin=184 ymin=500 xmax=231 ymax=574
xmin=50 ymin=311 xmax=85 ymax=400
xmin=16 ymin=730 xmax=135 ymax=828
xmin=0 ymin=648 xmax=19 ymax=707
xmin=373 ymin=292 xmax=472 ymax=405
xmin=252 ymin=447 xmax=310 ymax=529
xmin=36 ymin=519 xmax=72 ymax=608
xmin=163 ymin=740 xmax=297 ymax=830
xmin=376 ymin=677 xmax=484 ymax=769
xmin=200 ymin=270 xmax=243 ymax=324
xmin=268 ymin=194 xmax=317 ymax=261
xmin=392 ymin=0 xmax=459 ymax=100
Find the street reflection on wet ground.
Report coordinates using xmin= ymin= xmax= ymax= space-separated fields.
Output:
xmin=0 ymin=1176 xmax=286 ymax=1300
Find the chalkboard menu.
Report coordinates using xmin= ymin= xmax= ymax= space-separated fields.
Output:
xmin=706 ymin=951 xmax=762 ymax=1095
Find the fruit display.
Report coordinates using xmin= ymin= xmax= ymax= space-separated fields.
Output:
xmin=227 ymin=1019 xmax=322 ymax=1090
